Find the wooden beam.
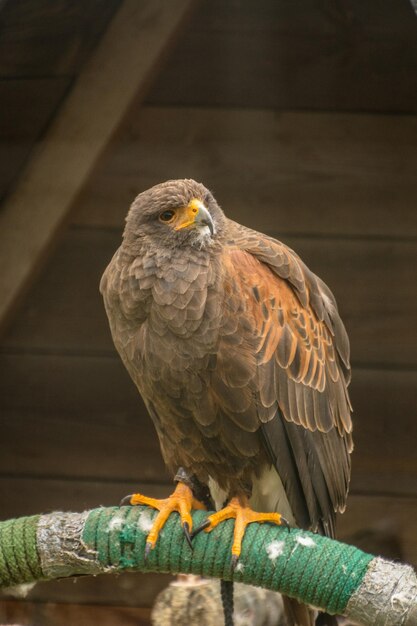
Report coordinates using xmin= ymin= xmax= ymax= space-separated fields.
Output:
xmin=1 ymin=353 xmax=416 ymax=496
xmin=144 ymin=0 xmax=417 ymax=112
xmin=0 ymin=600 xmax=152 ymax=626
xmin=0 ymin=0 xmax=196 ymax=335
xmin=4 ymin=227 xmax=412 ymax=367
xmin=72 ymin=106 xmax=417 ymax=238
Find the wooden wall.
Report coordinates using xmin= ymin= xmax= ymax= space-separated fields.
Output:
xmin=145 ymin=0 xmax=417 ymax=112
xmin=1 ymin=1 xmax=417 ymax=624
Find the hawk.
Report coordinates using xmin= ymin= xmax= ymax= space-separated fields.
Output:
xmin=100 ymin=179 xmax=353 ymax=626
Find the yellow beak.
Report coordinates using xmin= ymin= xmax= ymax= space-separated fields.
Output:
xmin=174 ymin=199 xmax=215 ymax=235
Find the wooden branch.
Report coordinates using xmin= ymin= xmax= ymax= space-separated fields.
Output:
xmin=1 ymin=507 xmax=416 ymax=626
xmin=0 ymin=0 xmax=196 ymax=335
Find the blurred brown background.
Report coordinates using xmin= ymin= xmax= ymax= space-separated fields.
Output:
xmin=0 ymin=0 xmax=416 ymax=624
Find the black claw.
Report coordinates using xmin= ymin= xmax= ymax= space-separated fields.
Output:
xmin=281 ymin=516 xmax=291 ymax=533
xmin=182 ymin=522 xmax=193 ymax=550
xmin=144 ymin=542 xmax=153 ymax=561
xmin=190 ymin=519 xmax=211 ymax=539
xmin=231 ymin=554 xmax=239 ymax=571
xmin=119 ymin=494 xmax=134 ymax=507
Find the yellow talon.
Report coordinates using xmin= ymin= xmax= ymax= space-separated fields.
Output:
xmin=125 ymin=482 xmax=206 ymax=552
xmin=202 ymin=496 xmax=287 ymax=561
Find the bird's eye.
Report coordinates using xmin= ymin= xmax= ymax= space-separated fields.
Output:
xmin=159 ymin=210 xmax=175 ymax=223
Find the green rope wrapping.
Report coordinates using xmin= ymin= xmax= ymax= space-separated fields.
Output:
xmin=1 ymin=506 xmax=416 ymax=625
xmin=0 ymin=507 xmax=375 ymax=616
xmin=83 ymin=506 xmax=373 ymax=615
xmin=0 ymin=515 xmax=42 ymax=587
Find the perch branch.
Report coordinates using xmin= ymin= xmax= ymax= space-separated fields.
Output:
xmin=0 ymin=506 xmax=416 ymax=625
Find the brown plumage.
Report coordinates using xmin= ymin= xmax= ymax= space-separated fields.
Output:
xmin=100 ymin=179 xmax=353 ymax=626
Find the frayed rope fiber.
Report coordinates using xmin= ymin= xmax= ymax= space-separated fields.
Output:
xmin=83 ymin=506 xmax=372 ymax=615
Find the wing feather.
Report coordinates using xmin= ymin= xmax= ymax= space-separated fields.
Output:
xmin=213 ymin=221 xmax=353 ymax=533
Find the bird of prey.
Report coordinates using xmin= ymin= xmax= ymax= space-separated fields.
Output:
xmin=100 ymin=179 xmax=353 ymax=626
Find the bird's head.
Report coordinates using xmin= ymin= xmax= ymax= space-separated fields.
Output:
xmin=123 ymin=179 xmax=226 ymax=251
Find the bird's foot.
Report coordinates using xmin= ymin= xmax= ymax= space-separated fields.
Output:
xmin=193 ymin=496 xmax=289 ymax=568
xmin=120 ymin=482 xmax=206 ymax=556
